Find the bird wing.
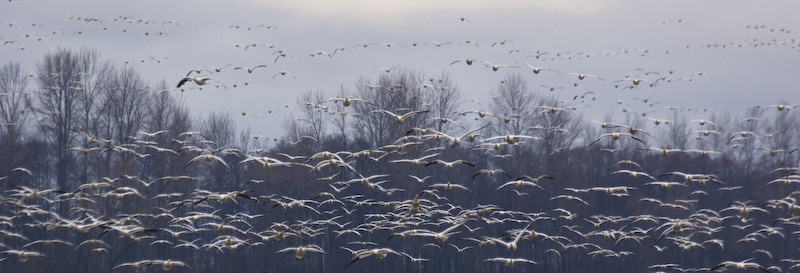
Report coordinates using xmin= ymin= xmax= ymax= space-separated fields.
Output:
xmin=176 ymin=77 xmax=190 ymax=88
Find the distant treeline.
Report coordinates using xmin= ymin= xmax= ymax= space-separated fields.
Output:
xmin=0 ymin=47 xmax=798 ymax=273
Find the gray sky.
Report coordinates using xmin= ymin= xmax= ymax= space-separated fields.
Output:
xmin=2 ymin=0 xmax=799 ymax=139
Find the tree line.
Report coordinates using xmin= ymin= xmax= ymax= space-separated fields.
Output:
xmin=1 ymin=47 xmax=799 ymax=272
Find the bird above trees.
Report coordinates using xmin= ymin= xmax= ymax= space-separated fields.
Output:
xmin=176 ymin=76 xmax=212 ymax=88
xmin=233 ymin=64 xmax=267 ymax=73
xmin=372 ymin=109 xmax=429 ymax=124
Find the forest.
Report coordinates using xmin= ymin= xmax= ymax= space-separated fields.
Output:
xmin=1 ymin=47 xmax=799 ymax=272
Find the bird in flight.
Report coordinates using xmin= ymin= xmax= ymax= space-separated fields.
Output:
xmin=176 ymin=76 xmax=215 ymax=88
xmin=208 ymin=63 xmax=233 ymax=73
xmin=709 ymin=259 xmax=771 ymax=273
xmin=276 ymin=244 xmax=326 ymax=260
xmin=345 ymin=248 xmax=405 ymax=268
xmin=234 ymin=64 xmax=267 ymax=73
xmin=484 ymin=257 xmax=538 ymax=267
xmin=374 ymin=65 xmax=401 ymax=73
xmin=271 ymin=71 xmax=298 ymax=81
xmin=373 ymin=109 xmax=429 ymax=124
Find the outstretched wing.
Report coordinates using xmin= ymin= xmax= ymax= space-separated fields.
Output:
xmin=176 ymin=77 xmax=190 ymax=88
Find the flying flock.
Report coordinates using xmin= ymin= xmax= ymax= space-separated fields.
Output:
xmin=1 ymin=5 xmax=800 ymax=273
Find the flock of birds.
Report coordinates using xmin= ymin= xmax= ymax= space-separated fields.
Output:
xmin=2 ymin=4 xmax=800 ymax=273
xmin=3 ymin=107 xmax=800 ymax=272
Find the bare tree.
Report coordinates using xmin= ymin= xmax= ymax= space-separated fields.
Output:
xmin=330 ymin=86 xmax=353 ymax=148
xmin=295 ymin=89 xmax=328 ymax=149
xmin=145 ymin=81 xmax=178 ymax=135
xmin=0 ymin=62 xmax=33 ymax=180
xmin=758 ymin=102 xmax=799 ymax=167
xmin=199 ymin=110 xmax=236 ymax=149
xmin=488 ymin=73 xmax=538 ymax=136
xmin=532 ymin=95 xmax=584 ymax=160
xmin=487 ymin=75 xmax=585 ymax=175
xmin=93 ymin=65 xmax=151 ymax=177
xmin=282 ymin=111 xmax=304 ymax=145
xmin=197 ymin=110 xmax=239 ymax=190
xmin=34 ymin=47 xmax=83 ymax=194
xmin=422 ymin=71 xmax=463 ymax=133
xmin=729 ymin=106 xmax=763 ymax=175
xmin=659 ymin=109 xmax=689 ymax=150
xmin=141 ymin=80 xmax=188 ymax=179
xmin=351 ymin=70 xmax=431 ymax=147
xmin=74 ymin=47 xmax=113 ymax=183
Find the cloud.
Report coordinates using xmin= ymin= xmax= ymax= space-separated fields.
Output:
xmin=235 ymin=0 xmax=619 ymax=28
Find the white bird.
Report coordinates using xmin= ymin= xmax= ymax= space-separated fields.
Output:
xmin=538 ymin=105 xmax=569 ymax=114
xmin=449 ymin=243 xmax=474 ymax=253
xmin=484 ymin=134 xmax=541 ymax=145
xmin=176 ymin=131 xmax=204 ymax=138
xmin=345 ymin=248 xmax=404 ymax=268
xmin=310 ymin=50 xmax=332 ymax=57
xmin=709 ymin=259 xmax=771 ymax=273
xmin=328 ymin=97 xmax=370 ymax=107
xmin=728 ymin=131 xmax=759 ymax=143
xmin=207 ymin=63 xmax=233 ymax=73
xmin=405 ymin=222 xmax=464 ymax=242
xmin=590 ymin=186 xmax=636 ymax=196
xmin=615 ymin=78 xmax=649 ymax=85
xmin=450 ymin=58 xmax=480 ymax=66
xmin=550 ymin=195 xmax=590 ymax=205
xmin=176 ymin=76 xmax=213 ymax=88
xmin=186 ymin=154 xmax=230 ymax=169
xmin=374 ymin=64 xmax=400 ymax=73
xmin=765 ymin=104 xmax=795 ymax=111
xmin=342 ymin=174 xmax=391 ymax=187
xmin=332 ymin=46 xmax=352 ymax=56
xmin=234 ymin=64 xmax=267 ymax=73
xmin=474 ymin=169 xmax=512 ymax=179
xmin=429 ymin=182 xmax=470 ymax=191
xmin=409 ymin=175 xmax=431 ymax=183
xmin=2 ymin=249 xmax=44 ymax=262
xmin=138 ymin=130 xmax=167 ymax=139
xmin=687 ymin=119 xmax=718 ymax=127
xmin=239 ymin=156 xmax=292 ymax=170
xmin=521 ymin=62 xmax=552 ymax=74
xmin=641 ymin=147 xmax=682 ymax=157
xmin=145 ymin=145 xmax=179 ymax=155
xmin=541 ymin=85 xmax=564 ymax=92
xmin=114 ymin=259 xmax=188 ymax=271
xmin=496 ymin=180 xmax=542 ymax=190
xmin=271 ymin=71 xmax=297 ymax=81
xmin=276 ymin=244 xmax=326 ymax=260
xmin=568 ymin=72 xmax=602 ymax=80
xmin=487 ymin=221 xmax=533 ymax=251
xmin=68 ymin=146 xmax=104 ymax=156
xmin=113 ymin=261 xmax=151 ymax=270
xmin=430 ymin=125 xmax=487 ymax=146
xmin=588 ymin=133 xmax=645 ymax=146
xmin=491 ymin=39 xmax=514 ymax=47
xmin=273 ymin=50 xmax=293 ymax=63
xmin=484 ymin=257 xmax=538 ymax=266
xmin=150 ymin=259 xmax=189 ymax=271
xmin=425 ymin=159 xmax=475 ymax=169
xmin=389 ymin=153 xmax=439 ymax=166
xmin=460 ymin=110 xmax=493 ymax=118
xmin=148 ymin=56 xmax=169 ymax=63
xmin=373 ymin=109 xmax=429 ymax=124
xmin=612 ymin=170 xmax=656 ymax=181
xmin=481 ymin=60 xmax=517 ymax=71
xmin=455 ymin=17 xmax=472 ymax=24
xmin=644 ymin=181 xmax=687 ymax=189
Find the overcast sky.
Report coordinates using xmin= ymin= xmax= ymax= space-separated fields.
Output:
xmin=2 ymin=0 xmax=798 ymax=138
